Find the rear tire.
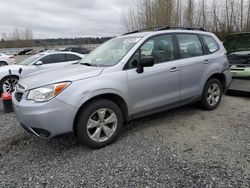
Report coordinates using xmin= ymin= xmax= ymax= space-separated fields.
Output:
xmin=199 ymin=78 xmax=222 ymax=110
xmin=76 ymin=99 xmax=123 ymax=149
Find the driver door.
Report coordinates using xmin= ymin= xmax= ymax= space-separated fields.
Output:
xmin=126 ymin=34 xmax=181 ymax=115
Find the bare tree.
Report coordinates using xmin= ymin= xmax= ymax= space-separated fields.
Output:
xmin=123 ymin=0 xmax=250 ymax=39
xmin=1 ymin=32 xmax=7 ymax=40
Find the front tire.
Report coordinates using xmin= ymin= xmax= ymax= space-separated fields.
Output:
xmin=199 ymin=78 xmax=222 ymax=110
xmin=0 ymin=76 xmax=19 ymax=94
xmin=76 ymin=99 xmax=123 ymax=149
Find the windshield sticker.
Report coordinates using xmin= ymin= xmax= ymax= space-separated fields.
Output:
xmin=124 ymin=38 xmax=141 ymax=44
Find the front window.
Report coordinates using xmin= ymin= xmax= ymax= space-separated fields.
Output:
xmin=19 ymin=54 xmax=44 ymax=65
xmin=80 ymin=37 xmax=141 ymax=67
xmin=40 ymin=54 xmax=66 ymax=64
xmin=127 ymin=34 xmax=175 ymax=69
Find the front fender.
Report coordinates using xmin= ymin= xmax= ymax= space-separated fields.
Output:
xmin=74 ymin=88 xmax=128 ymax=109
xmin=56 ymin=71 xmax=129 ymax=111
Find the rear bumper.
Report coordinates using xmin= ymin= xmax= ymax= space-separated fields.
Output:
xmin=230 ymin=67 xmax=250 ymax=78
xmin=223 ymin=69 xmax=232 ymax=89
xmin=12 ymin=93 xmax=78 ymax=138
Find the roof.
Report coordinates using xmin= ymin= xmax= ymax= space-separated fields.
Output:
xmin=121 ymin=27 xmax=208 ymax=37
xmin=41 ymin=50 xmax=84 ymax=55
xmin=119 ymin=29 xmax=210 ymax=39
xmin=122 ymin=27 xmax=207 ymax=36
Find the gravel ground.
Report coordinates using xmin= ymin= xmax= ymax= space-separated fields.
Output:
xmin=0 ymin=95 xmax=250 ymax=187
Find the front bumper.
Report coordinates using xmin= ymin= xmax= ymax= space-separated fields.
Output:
xmin=12 ymin=92 xmax=78 ymax=138
xmin=230 ymin=67 xmax=250 ymax=78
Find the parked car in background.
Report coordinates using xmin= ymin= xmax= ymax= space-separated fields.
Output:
xmin=224 ymin=32 xmax=250 ymax=78
xmin=63 ymin=47 xmax=90 ymax=54
xmin=0 ymin=53 xmax=16 ymax=66
xmin=0 ymin=51 xmax=84 ymax=93
xmin=25 ymin=49 xmax=39 ymax=55
xmin=18 ymin=49 xmax=33 ymax=55
xmin=12 ymin=27 xmax=231 ymax=149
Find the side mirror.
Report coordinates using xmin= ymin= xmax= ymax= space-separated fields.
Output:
xmin=136 ymin=56 xmax=154 ymax=73
xmin=35 ymin=61 xmax=43 ymax=66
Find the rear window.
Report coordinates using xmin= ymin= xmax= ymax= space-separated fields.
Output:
xmin=202 ymin=35 xmax=220 ymax=53
xmin=66 ymin=54 xmax=81 ymax=61
xmin=176 ymin=34 xmax=204 ymax=58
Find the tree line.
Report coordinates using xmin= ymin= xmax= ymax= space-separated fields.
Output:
xmin=0 ymin=28 xmax=112 ymax=48
xmin=1 ymin=28 xmax=34 ymax=48
xmin=123 ymin=0 xmax=250 ymax=39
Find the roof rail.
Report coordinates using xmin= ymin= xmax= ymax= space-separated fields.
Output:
xmin=123 ymin=26 xmax=206 ymax=35
xmin=123 ymin=27 xmax=164 ymax=35
xmin=156 ymin=27 xmax=206 ymax=32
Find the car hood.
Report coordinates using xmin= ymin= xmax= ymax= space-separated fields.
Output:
xmin=19 ymin=64 xmax=104 ymax=90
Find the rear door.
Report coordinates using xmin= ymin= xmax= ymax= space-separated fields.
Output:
xmin=126 ymin=34 xmax=181 ymax=115
xmin=175 ymin=33 xmax=209 ymax=102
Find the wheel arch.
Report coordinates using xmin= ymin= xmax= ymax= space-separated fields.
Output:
xmin=73 ymin=93 xmax=128 ymax=135
xmin=206 ymin=73 xmax=226 ymax=91
xmin=0 ymin=61 xmax=8 ymax=65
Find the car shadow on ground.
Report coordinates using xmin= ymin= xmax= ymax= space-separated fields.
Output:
xmin=124 ymin=103 xmax=198 ymax=132
xmin=0 ymin=102 xmax=203 ymax=157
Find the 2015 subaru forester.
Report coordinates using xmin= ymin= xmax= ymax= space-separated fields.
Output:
xmin=12 ymin=28 xmax=232 ymax=149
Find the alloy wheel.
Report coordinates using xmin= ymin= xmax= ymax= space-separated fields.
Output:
xmin=207 ymin=83 xmax=221 ymax=106
xmin=87 ymin=108 xmax=118 ymax=143
xmin=2 ymin=78 xmax=18 ymax=93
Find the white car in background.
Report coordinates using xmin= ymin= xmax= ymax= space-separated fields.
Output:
xmin=0 ymin=53 xmax=16 ymax=66
xmin=0 ymin=51 xmax=85 ymax=93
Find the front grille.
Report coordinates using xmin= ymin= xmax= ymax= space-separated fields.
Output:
xmin=15 ymin=92 xmax=23 ymax=102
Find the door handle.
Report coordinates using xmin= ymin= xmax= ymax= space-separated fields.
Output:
xmin=203 ymin=59 xmax=211 ymax=64
xmin=169 ymin=67 xmax=179 ymax=72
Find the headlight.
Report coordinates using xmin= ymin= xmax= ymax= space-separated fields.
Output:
xmin=27 ymin=82 xmax=71 ymax=102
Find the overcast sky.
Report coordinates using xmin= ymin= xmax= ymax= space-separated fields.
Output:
xmin=0 ymin=0 xmax=136 ymax=39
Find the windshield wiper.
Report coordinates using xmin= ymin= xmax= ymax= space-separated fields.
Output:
xmin=80 ymin=63 xmax=93 ymax=66
xmin=80 ymin=63 xmax=98 ymax=67
xmin=72 ymin=61 xmax=81 ymax=65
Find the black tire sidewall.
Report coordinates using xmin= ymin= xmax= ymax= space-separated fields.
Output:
xmin=77 ymin=99 xmax=123 ymax=149
xmin=200 ymin=78 xmax=223 ymax=110
xmin=0 ymin=76 xmax=19 ymax=94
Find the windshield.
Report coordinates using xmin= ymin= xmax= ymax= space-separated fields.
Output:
xmin=224 ymin=34 xmax=250 ymax=53
xmin=19 ymin=53 xmax=44 ymax=65
xmin=80 ymin=37 xmax=141 ymax=66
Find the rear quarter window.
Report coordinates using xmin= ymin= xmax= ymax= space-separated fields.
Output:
xmin=66 ymin=54 xmax=81 ymax=61
xmin=202 ymin=35 xmax=220 ymax=53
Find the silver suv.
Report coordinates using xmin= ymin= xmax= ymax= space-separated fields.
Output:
xmin=12 ymin=28 xmax=232 ymax=149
